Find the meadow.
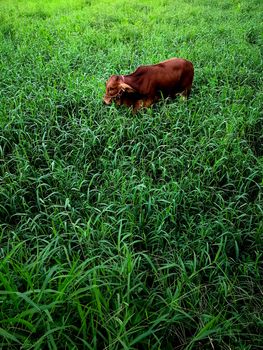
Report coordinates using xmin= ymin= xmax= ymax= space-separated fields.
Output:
xmin=0 ymin=0 xmax=262 ymax=349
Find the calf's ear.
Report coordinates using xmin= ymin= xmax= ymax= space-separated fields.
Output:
xmin=119 ymin=82 xmax=136 ymax=93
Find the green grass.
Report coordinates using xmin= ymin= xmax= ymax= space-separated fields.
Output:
xmin=0 ymin=0 xmax=262 ymax=349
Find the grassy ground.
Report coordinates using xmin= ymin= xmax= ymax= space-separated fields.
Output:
xmin=0 ymin=0 xmax=262 ymax=349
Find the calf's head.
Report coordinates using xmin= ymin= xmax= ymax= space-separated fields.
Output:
xmin=103 ymin=75 xmax=135 ymax=105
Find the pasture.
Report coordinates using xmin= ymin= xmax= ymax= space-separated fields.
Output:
xmin=0 ymin=0 xmax=262 ymax=349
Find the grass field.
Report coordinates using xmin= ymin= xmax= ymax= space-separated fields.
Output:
xmin=0 ymin=0 xmax=263 ymax=349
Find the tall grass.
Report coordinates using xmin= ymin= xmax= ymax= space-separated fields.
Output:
xmin=0 ymin=0 xmax=262 ymax=349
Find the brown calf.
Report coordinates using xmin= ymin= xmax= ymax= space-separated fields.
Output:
xmin=103 ymin=58 xmax=194 ymax=112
